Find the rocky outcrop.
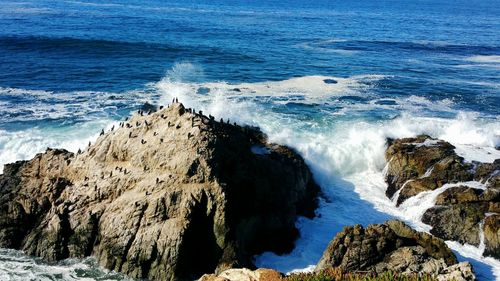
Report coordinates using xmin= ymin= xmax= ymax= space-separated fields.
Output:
xmin=199 ymin=268 xmax=282 ymax=281
xmin=384 ymin=135 xmax=474 ymax=205
xmin=316 ymin=220 xmax=475 ymax=281
xmin=0 ymin=102 xmax=319 ymax=280
xmin=384 ymin=135 xmax=500 ymax=259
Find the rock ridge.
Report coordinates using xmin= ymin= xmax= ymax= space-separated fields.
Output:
xmin=0 ymin=101 xmax=320 ymax=280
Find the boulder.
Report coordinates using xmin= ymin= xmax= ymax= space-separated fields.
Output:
xmin=0 ymin=102 xmax=319 ymax=281
xmin=316 ymin=220 xmax=474 ymax=280
xmin=199 ymin=268 xmax=282 ymax=281
xmin=384 ymin=135 xmax=473 ymax=205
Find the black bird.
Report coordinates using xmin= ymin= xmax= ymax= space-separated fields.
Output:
xmin=159 ymin=106 xmax=164 ymax=110
xmin=156 ymin=178 xmax=159 ymax=184
xmin=227 ymin=119 xmax=230 ymax=124
xmin=153 ymin=132 xmax=158 ymax=136
xmin=136 ymin=121 xmax=140 ymax=126
xmin=172 ymin=98 xmax=175 ymax=103
xmin=129 ymin=132 xmax=132 ymax=138
xmin=220 ymin=118 xmax=223 ymax=123
xmin=141 ymin=139 xmax=146 ymax=144
xmin=77 ymin=149 xmax=81 ymax=154
xmin=100 ymin=129 xmax=104 ymax=136
xmin=145 ymin=120 xmax=149 ymax=126
xmin=111 ymin=125 xmax=114 ymax=131
xmin=199 ymin=110 xmax=203 ymax=115
xmin=84 ymin=176 xmax=89 ymax=181
xmin=160 ymin=138 xmax=164 ymax=143
xmin=175 ymin=98 xmax=178 ymax=103
xmin=125 ymin=117 xmax=129 ymax=121
xmin=110 ymin=171 xmax=113 ymax=177
xmin=88 ymin=141 xmax=91 ymax=147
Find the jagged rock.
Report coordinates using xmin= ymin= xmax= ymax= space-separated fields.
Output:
xmin=198 ymin=268 xmax=282 ymax=281
xmin=0 ymin=102 xmax=319 ymax=281
xmin=384 ymin=135 xmax=500 ymax=259
xmin=484 ymin=214 xmax=500 ymax=259
xmin=385 ymin=135 xmax=473 ymax=205
xmin=437 ymin=262 xmax=476 ymax=281
xmin=316 ymin=220 xmax=474 ymax=280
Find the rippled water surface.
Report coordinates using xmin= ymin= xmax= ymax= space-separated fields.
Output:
xmin=0 ymin=0 xmax=499 ymax=280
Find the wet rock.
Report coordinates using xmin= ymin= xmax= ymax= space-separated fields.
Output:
xmin=0 ymin=102 xmax=319 ymax=281
xmin=484 ymin=214 xmax=500 ymax=259
xmin=323 ymin=78 xmax=338 ymax=84
xmin=384 ymin=135 xmax=473 ymax=205
xmin=315 ymin=220 xmax=461 ymax=274
xmin=385 ymin=135 xmax=500 ymax=259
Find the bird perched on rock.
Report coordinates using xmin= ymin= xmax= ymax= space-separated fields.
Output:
xmin=100 ymin=129 xmax=104 ymax=136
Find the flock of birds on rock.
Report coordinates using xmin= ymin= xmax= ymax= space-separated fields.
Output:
xmin=76 ymin=97 xmax=243 ymax=155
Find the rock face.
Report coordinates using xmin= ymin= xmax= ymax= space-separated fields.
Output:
xmin=384 ymin=135 xmax=500 ymax=259
xmin=316 ymin=220 xmax=475 ymax=281
xmin=199 ymin=268 xmax=282 ymax=281
xmin=0 ymin=102 xmax=319 ymax=280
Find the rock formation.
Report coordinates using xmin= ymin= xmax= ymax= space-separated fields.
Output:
xmin=0 ymin=102 xmax=319 ymax=280
xmin=316 ymin=220 xmax=475 ymax=281
xmin=385 ymin=135 xmax=500 ymax=258
xmin=199 ymin=268 xmax=282 ymax=281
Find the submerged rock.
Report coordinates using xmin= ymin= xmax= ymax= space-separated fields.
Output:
xmin=316 ymin=220 xmax=475 ymax=280
xmin=384 ymin=135 xmax=500 ymax=259
xmin=0 ymin=102 xmax=319 ymax=280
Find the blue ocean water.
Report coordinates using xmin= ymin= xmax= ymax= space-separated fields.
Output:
xmin=0 ymin=0 xmax=499 ymax=280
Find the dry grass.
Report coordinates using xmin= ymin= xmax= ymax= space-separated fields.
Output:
xmin=283 ymin=268 xmax=437 ymax=281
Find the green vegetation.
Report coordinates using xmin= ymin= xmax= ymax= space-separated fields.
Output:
xmin=283 ymin=268 xmax=437 ymax=281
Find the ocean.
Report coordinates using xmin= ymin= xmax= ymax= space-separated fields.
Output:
xmin=0 ymin=0 xmax=499 ymax=280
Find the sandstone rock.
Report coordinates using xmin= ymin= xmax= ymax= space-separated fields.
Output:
xmin=199 ymin=268 xmax=282 ymax=281
xmin=315 ymin=220 xmax=459 ymax=275
xmin=0 ymin=102 xmax=319 ymax=281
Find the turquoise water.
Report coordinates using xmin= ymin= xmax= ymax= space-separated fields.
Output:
xmin=0 ymin=0 xmax=499 ymax=280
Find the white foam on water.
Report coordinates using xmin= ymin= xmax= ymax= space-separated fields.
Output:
xmin=466 ymin=55 xmax=500 ymax=64
xmin=152 ymin=68 xmax=500 ymax=279
xmin=0 ymin=248 xmax=130 ymax=281
xmin=0 ymin=63 xmax=499 ymax=279
xmin=0 ymin=120 xmax=117 ymax=174
xmin=0 ymin=87 xmax=154 ymax=123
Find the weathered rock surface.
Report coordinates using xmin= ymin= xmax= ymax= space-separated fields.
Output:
xmin=199 ymin=268 xmax=282 ymax=281
xmin=384 ymin=135 xmax=500 ymax=259
xmin=0 ymin=102 xmax=319 ymax=280
xmin=316 ymin=220 xmax=475 ymax=280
